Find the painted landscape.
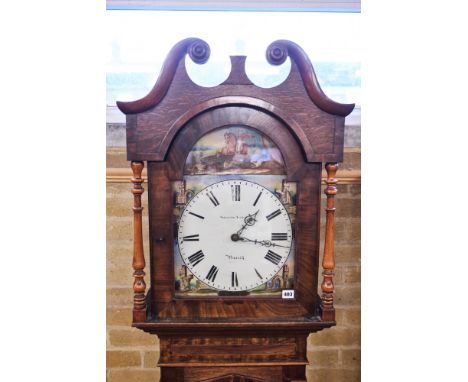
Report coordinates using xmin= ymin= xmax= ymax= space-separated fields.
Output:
xmin=185 ymin=126 xmax=286 ymax=175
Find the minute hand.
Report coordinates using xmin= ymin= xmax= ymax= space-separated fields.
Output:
xmin=238 ymin=236 xmax=290 ymax=248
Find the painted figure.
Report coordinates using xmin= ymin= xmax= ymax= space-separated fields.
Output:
xmin=179 ymin=265 xmax=193 ymax=291
xmin=185 ymin=126 xmax=286 ymax=175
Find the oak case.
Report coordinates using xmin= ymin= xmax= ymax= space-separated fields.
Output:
xmin=117 ymin=38 xmax=354 ymax=382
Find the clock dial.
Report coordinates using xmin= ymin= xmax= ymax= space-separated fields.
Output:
xmin=177 ymin=180 xmax=293 ymax=291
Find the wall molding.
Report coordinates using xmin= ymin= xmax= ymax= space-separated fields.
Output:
xmin=106 ymin=167 xmax=361 ymax=184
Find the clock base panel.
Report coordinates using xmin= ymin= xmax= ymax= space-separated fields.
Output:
xmin=160 ymin=364 xmax=306 ymax=382
xmin=157 ymin=334 xmax=312 ymax=382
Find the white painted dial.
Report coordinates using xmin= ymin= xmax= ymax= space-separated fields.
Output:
xmin=177 ymin=180 xmax=292 ymax=291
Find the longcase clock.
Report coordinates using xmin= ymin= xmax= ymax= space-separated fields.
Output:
xmin=116 ymin=38 xmax=354 ymax=382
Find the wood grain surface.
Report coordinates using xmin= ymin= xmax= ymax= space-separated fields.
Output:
xmin=117 ymin=38 xmax=354 ymax=163
xmin=116 ymin=38 xmax=353 ymax=381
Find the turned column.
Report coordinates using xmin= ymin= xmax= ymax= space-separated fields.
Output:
xmin=131 ymin=161 xmax=146 ymax=322
xmin=321 ymin=162 xmax=338 ymax=321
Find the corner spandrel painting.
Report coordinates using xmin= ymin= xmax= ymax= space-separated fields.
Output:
xmin=185 ymin=126 xmax=285 ymax=175
xmin=173 ymin=126 xmax=296 ymax=298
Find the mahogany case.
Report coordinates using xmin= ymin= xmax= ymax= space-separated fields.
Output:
xmin=117 ymin=38 xmax=354 ymax=381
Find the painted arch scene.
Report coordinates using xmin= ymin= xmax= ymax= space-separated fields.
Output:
xmin=184 ymin=126 xmax=286 ymax=176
